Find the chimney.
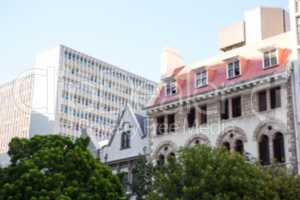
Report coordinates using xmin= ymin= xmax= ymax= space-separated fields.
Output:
xmin=160 ymin=48 xmax=184 ymax=79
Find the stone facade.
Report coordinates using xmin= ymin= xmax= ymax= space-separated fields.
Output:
xmin=146 ymin=7 xmax=300 ymax=172
xmin=148 ymin=74 xmax=298 ymax=172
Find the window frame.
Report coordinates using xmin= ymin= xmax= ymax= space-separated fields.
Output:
xmin=195 ymin=70 xmax=208 ymax=88
xmin=187 ymin=107 xmax=196 ymax=128
xmin=165 ymin=80 xmax=177 ymax=96
xmin=273 ymin=132 xmax=286 ymax=163
xmin=167 ymin=114 xmax=175 ymax=133
xmin=263 ymin=49 xmax=278 ymax=69
xmin=226 ymin=59 xmax=241 ymax=79
xmin=297 ymin=16 xmax=300 ymax=43
xmin=270 ymin=86 xmax=281 ymax=109
xmin=121 ymin=131 xmax=131 ymax=150
xmin=199 ymin=105 xmax=207 ymax=125
xmin=220 ymin=99 xmax=229 ymax=120
xmin=257 ymin=90 xmax=267 ymax=112
xmin=231 ymin=96 xmax=242 ymax=118
xmin=156 ymin=116 xmax=165 ymax=135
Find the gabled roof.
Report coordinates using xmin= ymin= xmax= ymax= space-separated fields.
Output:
xmin=104 ymin=104 xmax=147 ymax=148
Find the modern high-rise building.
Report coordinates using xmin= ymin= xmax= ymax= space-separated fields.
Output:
xmin=0 ymin=74 xmax=33 ymax=153
xmin=0 ymin=45 xmax=157 ymax=155
xmin=30 ymin=45 xmax=157 ymax=141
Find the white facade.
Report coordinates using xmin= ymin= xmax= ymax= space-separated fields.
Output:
xmin=100 ymin=105 xmax=149 ymax=163
xmin=29 ymin=45 xmax=157 ymax=141
xmin=99 ymin=105 xmax=149 ymax=197
xmin=0 ymin=75 xmax=33 ymax=153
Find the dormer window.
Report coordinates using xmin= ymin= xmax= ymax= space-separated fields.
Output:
xmin=166 ymin=80 xmax=177 ymax=96
xmin=121 ymin=131 xmax=130 ymax=149
xmin=195 ymin=70 xmax=207 ymax=88
xmin=227 ymin=60 xmax=240 ymax=79
xmin=263 ymin=49 xmax=278 ymax=69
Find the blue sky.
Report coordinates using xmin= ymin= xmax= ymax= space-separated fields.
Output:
xmin=1 ymin=0 xmax=287 ymax=84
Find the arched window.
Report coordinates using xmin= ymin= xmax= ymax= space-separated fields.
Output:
xmin=259 ymin=135 xmax=270 ymax=165
xmin=273 ymin=132 xmax=285 ymax=163
xmin=121 ymin=131 xmax=130 ymax=149
xmin=235 ymin=140 xmax=244 ymax=154
xmin=223 ymin=142 xmax=230 ymax=151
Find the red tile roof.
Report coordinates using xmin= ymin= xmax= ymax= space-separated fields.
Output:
xmin=150 ymin=48 xmax=291 ymax=107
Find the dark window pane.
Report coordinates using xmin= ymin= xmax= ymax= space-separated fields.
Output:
xmin=121 ymin=131 xmax=130 ymax=149
xmin=259 ymin=135 xmax=270 ymax=165
xmin=270 ymin=50 xmax=277 ymax=66
xmin=258 ymin=90 xmax=267 ymax=112
xmin=232 ymin=96 xmax=241 ymax=118
xmin=270 ymin=87 xmax=281 ymax=109
xmin=167 ymin=114 xmax=175 ymax=132
xmin=273 ymin=132 xmax=285 ymax=163
xmin=228 ymin=63 xmax=234 ymax=78
xmin=234 ymin=60 xmax=240 ymax=76
xmin=220 ymin=100 xmax=229 ymax=120
xmin=235 ymin=140 xmax=244 ymax=154
xmin=199 ymin=105 xmax=207 ymax=124
xmin=264 ymin=53 xmax=270 ymax=68
xmin=157 ymin=116 xmax=165 ymax=135
xmin=187 ymin=107 xmax=196 ymax=128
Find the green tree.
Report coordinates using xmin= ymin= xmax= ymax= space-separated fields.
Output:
xmin=265 ymin=166 xmax=300 ymax=200
xmin=0 ymin=135 xmax=125 ymax=200
xmin=131 ymin=156 xmax=154 ymax=200
xmin=147 ymin=145 xmax=300 ymax=200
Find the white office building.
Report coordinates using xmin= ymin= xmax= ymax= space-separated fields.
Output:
xmin=0 ymin=45 xmax=157 ymax=155
xmin=0 ymin=74 xmax=33 ymax=153
xmin=30 ymin=45 xmax=157 ymax=141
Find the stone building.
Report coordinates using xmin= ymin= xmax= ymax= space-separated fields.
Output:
xmin=146 ymin=6 xmax=300 ymax=173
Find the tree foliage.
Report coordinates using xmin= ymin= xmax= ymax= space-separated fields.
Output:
xmin=0 ymin=135 xmax=124 ymax=200
xmin=131 ymin=156 xmax=153 ymax=200
xmin=147 ymin=145 xmax=300 ymax=200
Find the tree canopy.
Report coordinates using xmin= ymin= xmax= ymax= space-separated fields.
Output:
xmin=0 ymin=135 xmax=124 ymax=200
xmin=147 ymin=145 xmax=300 ymax=200
xmin=131 ymin=156 xmax=153 ymax=200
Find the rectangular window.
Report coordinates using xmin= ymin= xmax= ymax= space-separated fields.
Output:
xmin=258 ymin=90 xmax=267 ymax=112
xmin=270 ymin=87 xmax=281 ymax=109
xmin=167 ymin=114 xmax=175 ymax=132
xmin=156 ymin=116 xmax=165 ymax=135
xmin=187 ymin=107 xmax=196 ymax=128
xmin=297 ymin=17 xmax=300 ymax=43
xmin=220 ymin=99 xmax=229 ymax=120
xmin=199 ymin=105 xmax=207 ymax=125
xmin=166 ymin=81 xmax=177 ymax=96
xmin=196 ymin=70 xmax=207 ymax=88
xmin=263 ymin=49 xmax=277 ymax=69
xmin=227 ymin=60 xmax=240 ymax=79
xmin=232 ymin=96 xmax=242 ymax=118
